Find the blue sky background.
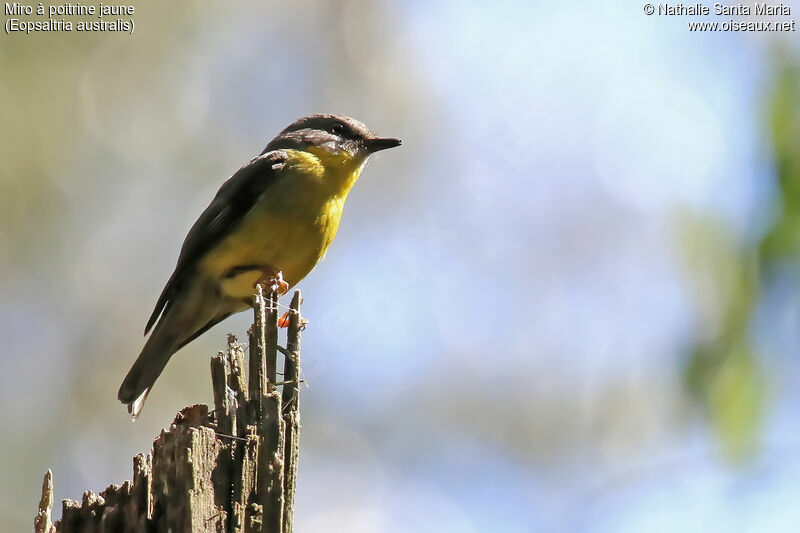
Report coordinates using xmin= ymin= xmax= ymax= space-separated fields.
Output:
xmin=2 ymin=1 xmax=800 ymax=531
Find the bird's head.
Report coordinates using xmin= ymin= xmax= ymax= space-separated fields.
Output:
xmin=264 ymin=114 xmax=402 ymax=166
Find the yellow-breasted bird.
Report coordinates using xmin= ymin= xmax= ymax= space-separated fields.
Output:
xmin=118 ymin=114 xmax=401 ymax=418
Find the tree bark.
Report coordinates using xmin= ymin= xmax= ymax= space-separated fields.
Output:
xmin=36 ymin=289 xmax=304 ymax=533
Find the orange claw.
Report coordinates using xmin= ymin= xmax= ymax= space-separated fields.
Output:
xmin=277 ymin=278 xmax=289 ymax=295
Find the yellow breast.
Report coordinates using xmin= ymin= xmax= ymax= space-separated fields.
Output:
xmin=199 ymin=148 xmax=364 ymax=300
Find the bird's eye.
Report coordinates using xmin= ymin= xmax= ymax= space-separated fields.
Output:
xmin=329 ymin=123 xmax=344 ymax=135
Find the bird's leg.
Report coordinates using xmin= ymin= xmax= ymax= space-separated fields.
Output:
xmin=255 ymin=267 xmax=288 ymax=296
xmin=249 ymin=267 xmax=306 ymax=329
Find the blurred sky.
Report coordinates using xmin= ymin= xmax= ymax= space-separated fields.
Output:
xmin=2 ymin=1 xmax=800 ymax=531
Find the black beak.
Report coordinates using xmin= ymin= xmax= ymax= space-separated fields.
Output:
xmin=365 ymin=137 xmax=402 ymax=152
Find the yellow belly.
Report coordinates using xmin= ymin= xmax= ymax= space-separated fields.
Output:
xmin=198 ymin=174 xmax=347 ymax=300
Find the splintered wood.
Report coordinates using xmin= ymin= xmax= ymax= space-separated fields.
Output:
xmin=36 ymin=288 xmax=303 ymax=533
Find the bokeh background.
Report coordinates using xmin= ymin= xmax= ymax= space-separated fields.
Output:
xmin=2 ymin=1 xmax=800 ymax=531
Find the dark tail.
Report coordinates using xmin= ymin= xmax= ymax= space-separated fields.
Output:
xmin=119 ymin=275 xmax=229 ymax=419
xmin=118 ymin=320 xmax=181 ymax=419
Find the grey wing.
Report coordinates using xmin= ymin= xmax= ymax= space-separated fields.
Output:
xmin=144 ymin=150 xmax=287 ymax=334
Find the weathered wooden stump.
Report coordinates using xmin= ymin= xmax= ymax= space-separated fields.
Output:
xmin=35 ymin=288 xmax=304 ymax=533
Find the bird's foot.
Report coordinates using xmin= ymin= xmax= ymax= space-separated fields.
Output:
xmin=255 ymin=268 xmax=288 ymax=296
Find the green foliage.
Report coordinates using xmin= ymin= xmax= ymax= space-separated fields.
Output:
xmin=761 ymin=49 xmax=800 ymax=264
xmin=682 ymin=47 xmax=800 ymax=461
xmin=707 ymin=341 xmax=765 ymax=459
